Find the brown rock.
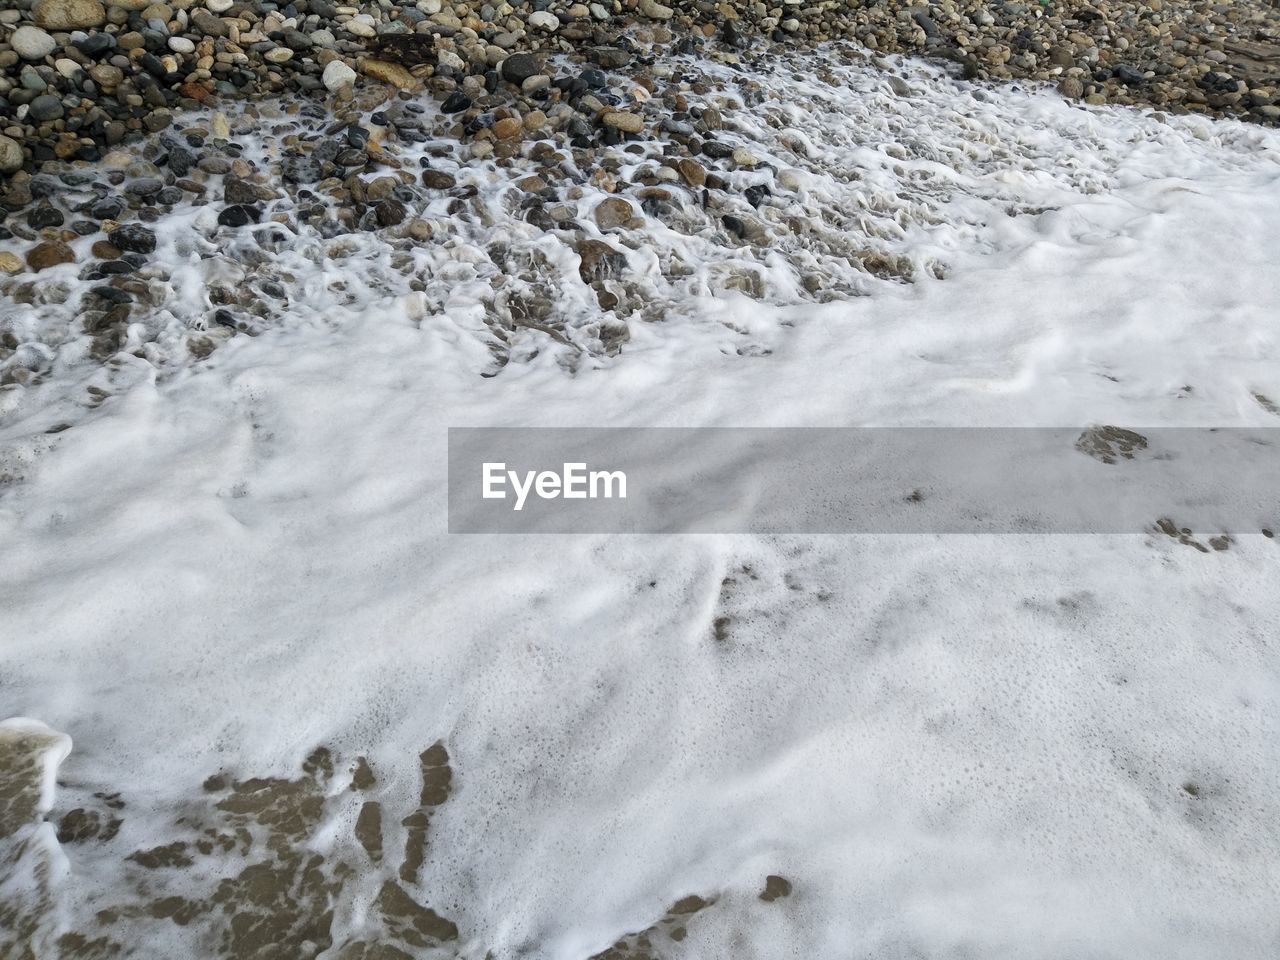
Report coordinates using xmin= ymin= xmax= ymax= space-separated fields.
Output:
xmin=492 ymin=117 xmax=522 ymax=140
xmin=1058 ymin=77 xmax=1084 ymax=99
xmin=360 ymin=59 xmax=417 ymax=91
xmin=27 ymin=240 xmax=75 ymax=272
xmin=576 ymin=238 xmax=627 ymax=283
xmin=91 ymin=240 xmax=121 ymax=259
xmin=34 ymin=0 xmax=105 ymax=30
xmin=602 ymin=111 xmax=644 ymax=133
xmin=675 ymin=158 xmax=706 ymax=188
xmin=593 ymin=197 xmax=634 ymax=230
xmin=421 ymin=170 xmax=456 ymax=190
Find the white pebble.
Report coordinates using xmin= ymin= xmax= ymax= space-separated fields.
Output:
xmin=527 ymin=10 xmax=559 ymax=30
xmin=168 ymin=36 xmax=196 ymax=54
xmin=322 ymin=59 xmax=357 ymax=92
xmin=11 ymin=26 xmax=57 ymax=61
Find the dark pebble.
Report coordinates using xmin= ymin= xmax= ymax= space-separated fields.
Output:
xmin=441 ymin=90 xmax=471 ymax=113
xmin=90 ymin=285 xmax=134 ymax=305
xmin=108 ymin=223 xmax=157 ymax=253
xmin=27 ymin=202 xmax=65 ymax=229
xmin=217 ymin=204 xmax=262 ymax=227
xmin=501 ymin=53 xmax=541 ymax=85
xmin=223 ymin=178 xmax=259 ymax=204
xmin=375 ymin=198 xmax=406 ymax=227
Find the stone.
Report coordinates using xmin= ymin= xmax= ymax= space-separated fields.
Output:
xmin=90 ymin=64 xmax=123 ymax=88
xmin=375 ymin=198 xmax=406 ymax=227
xmin=282 ymin=156 xmax=321 ymax=184
xmin=602 ymin=111 xmax=644 ymax=133
xmin=27 ymin=240 xmax=75 ymax=271
xmin=0 ymin=135 xmax=22 ymax=174
xmin=421 ymin=170 xmax=455 ymax=190
xmin=74 ymin=33 xmax=115 ymax=56
xmin=360 ymin=60 xmax=416 ymax=90
xmin=492 ymin=117 xmax=521 ymax=140
xmin=0 ymin=252 xmax=23 ymax=273
xmin=28 ymin=95 xmax=65 ymax=123
xmin=34 ymin=0 xmax=106 ymax=30
xmin=500 ymin=53 xmax=541 ymax=85
xmin=1058 ymin=76 xmax=1084 ymax=99
xmin=638 ymin=0 xmax=673 ymax=18
xmin=11 ymin=27 xmax=57 ymax=61
xmin=265 ymin=48 xmax=294 ymax=65
xmin=576 ymin=238 xmax=626 ymax=283
xmin=588 ymin=47 xmax=630 ymax=69
xmin=776 ymin=169 xmax=802 ymax=192
xmin=217 ymin=204 xmax=260 ymax=227
xmin=108 ymin=223 xmax=157 ymax=253
xmin=190 ymin=9 xmax=228 ymax=38
xmin=168 ymin=36 xmax=195 ymax=55
xmin=441 ymin=90 xmax=470 ymax=113
xmin=322 ymin=59 xmax=356 ymax=92
xmin=593 ymin=197 xmax=633 ymax=230
xmin=223 ymin=177 xmax=259 ymax=204
xmin=27 ymin=202 xmax=64 ymax=229
xmin=528 ymin=11 xmax=559 ymax=31
xmin=675 ymin=158 xmax=705 ymax=188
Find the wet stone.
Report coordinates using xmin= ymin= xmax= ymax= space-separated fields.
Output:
xmin=27 ymin=202 xmax=65 ymax=229
xmin=223 ymin=177 xmax=260 ymax=204
xmin=27 ymin=240 xmax=76 ymax=271
xmin=217 ymin=204 xmax=261 ymax=227
xmin=108 ymin=223 xmax=157 ymax=253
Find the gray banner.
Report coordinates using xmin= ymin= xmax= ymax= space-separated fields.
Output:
xmin=447 ymin=427 xmax=1280 ymax=534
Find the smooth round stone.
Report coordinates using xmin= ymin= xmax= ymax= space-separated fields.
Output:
xmin=322 ymin=59 xmax=356 ymax=91
xmin=528 ymin=10 xmax=559 ymax=30
xmin=21 ymin=68 xmax=49 ymax=91
xmin=12 ymin=26 xmax=58 ymax=61
xmin=54 ymin=58 xmax=82 ymax=78
xmin=74 ymin=33 xmax=116 ymax=56
xmin=28 ymin=94 xmax=65 ymax=122
xmin=0 ymin=135 xmax=22 ymax=174
xmin=207 ymin=0 xmax=233 ymax=9
xmin=264 ymin=47 xmax=294 ymax=63
xmin=168 ymin=36 xmax=195 ymax=54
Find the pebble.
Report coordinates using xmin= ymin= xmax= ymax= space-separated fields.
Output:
xmin=593 ymin=197 xmax=633 ymax=230
xmin=108 ymin=223 xmax=157 ymax=254
xmin=11 ymin=26 xmax=57 ymax=61
xmin=322 ymin=59 xmax=357 ymax=92
xmin=0 ymin=136 xmax=21 ymax=174
xmin=602 ymin=111 xmax=644 ymax=133
xmin=33 ymin=0 xmax=106 ymax=30
xmin=27 ymin=240 xmax=75 ymax=272
xmin=28 ymin=95 xmax=65 ymax=122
